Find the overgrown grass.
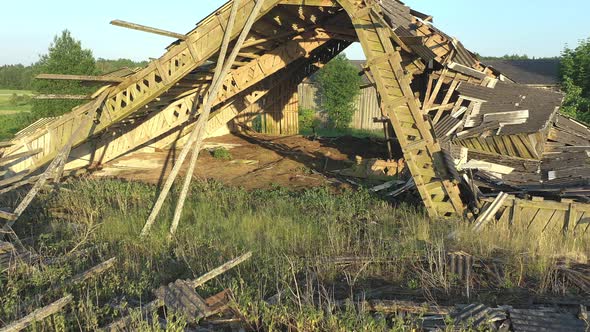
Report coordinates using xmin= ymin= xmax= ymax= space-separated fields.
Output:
xmin=211 ymin=147 xmax=232 ymax=161
xmin=1 ymin=178 xmax=588 ymax=330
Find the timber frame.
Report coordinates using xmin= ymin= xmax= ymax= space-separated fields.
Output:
xmin=0 ymin=0 xmax=589 ymax=236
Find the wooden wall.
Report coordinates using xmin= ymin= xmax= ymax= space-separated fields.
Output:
xmin=298 ymin=82 xmax=382 ymax=131
xmin=235 ymin=78 xmax=299 ymax=136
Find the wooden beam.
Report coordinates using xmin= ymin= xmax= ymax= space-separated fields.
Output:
xmin=168 ymin=0 xmax=264 ymax=237
xmin=280 ymin=0 xmax=338 ymax=6
xmin=410 ymin=9 xmax=433 ymax=22
xmin=241 ymin=27 xmax=309 ymax=48
xmin=69 ymin=257 xmax=117 ymax=284
xmin=399 ymin=36 xmax=425 ymax=46
xmin=0 ymin=149 xmax=42 ymax=165
xmin=36 ymin=74 xmax=124 ymax=83
xmin=34 ymin=94 xmax=92 ymax=100
xmin=140 ymin=0 xmax=244 ymax=237
xmin=237 ymin=52 xmax=260 ymax=59
xmin=2 ymin=92 xmax=107 ymax=233
xmin=0 ymin=209 xmax=17 ymax=221
xmin=0 ymin=295 xmax=73 ymax=332
xmin=168 ymin=0 xmax=266 ymax=236
xmin=110 ymin=19 xmax=187 ymax=40
xmin=191 ymin=252 xmax=252 ymax=288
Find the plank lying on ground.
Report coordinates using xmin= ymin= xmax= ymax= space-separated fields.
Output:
xmin=191 ymin=251 xmax=252 ymax=288
xmin=0 ymin=295 xmax=73 ymax=332
xmin=110 ymin=20 xmax=187 ymax=40
xmin=100 ymin=252 xmax=251 ymax=331
xmin=34 ymin=94 xmax=93 ymax=100
xmin=70 ymin=257 xmax=117 ymax=284
xmin=336 ymin=299 xmax=451 ymax=315
xmin=0 ymin=209 xmax=17 ymax=221
xmin=101 ymin=299 xmax=165 ymax=332
xmin=36 ymin=74 xmax=124 ymax=83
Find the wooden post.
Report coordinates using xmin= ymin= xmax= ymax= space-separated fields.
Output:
xmin=0 ymin=295 xmax=73 ymax=332
xmin=168 ymin=0 xmax=243 ymax=237
xmin=140 ymin=0 xmax=265 ymax=237
xmin=169 ymin=0 xmax=268 ymax=235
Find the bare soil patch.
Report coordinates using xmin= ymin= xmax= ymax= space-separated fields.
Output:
xmin=93 ymin=133 xmax=392 ymax=190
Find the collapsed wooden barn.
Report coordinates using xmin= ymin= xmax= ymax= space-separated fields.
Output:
xmin=0 ymin=0 xmax=588 ymax=235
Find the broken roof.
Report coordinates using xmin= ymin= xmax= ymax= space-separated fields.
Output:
xmin=456 ymin=81 xmax=564 ymax=135
xmin=484 ymin=59 xmax=561 ymax=86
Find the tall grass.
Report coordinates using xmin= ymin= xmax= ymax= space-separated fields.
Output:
xmin=1 ymin=178 xmax=588 ymax=330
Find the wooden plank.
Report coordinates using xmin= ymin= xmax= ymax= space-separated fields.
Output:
xmin=34 ymin=94 xmax=93 ymax=100
xmin=0 ymin=149 xmax=42 ymax=164
xmin=110 ymin=20 xmax=187 ymax=40
xmin=2 ymin=93 xmax=106 ymax=232
xmin=279 ymin=0 xmax=338 ymax=6
xmin=142 ymin=0 xmax=251 ymax=236
xmin=191 ymin=252 xmax=253 ymax=288
xmin=101 ymin=299 xmax=164 ymax=332
xmin=0 ymin=295 xmax=73 ymax=332
xmin=69 ymin=257 xmax=117 ymax=284
xmin=473 ymin=192 xmax=509 ymax=232
xmin=36 ymin=74 xmax=124 ymax=83
xmin=0 ymin=209 xmax=17 ymax=221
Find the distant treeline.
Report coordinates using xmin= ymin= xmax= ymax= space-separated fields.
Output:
xmin=0 ymin=58 xmax=148 ymax=91
xmin=478 ymin=54 xmax=560 ymax=61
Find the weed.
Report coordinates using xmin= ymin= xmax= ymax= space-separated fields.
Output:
xmin=1 ymin=178 xmax=588 ymax=329
xmin=211 ymin=147 xmax=232 ymax=161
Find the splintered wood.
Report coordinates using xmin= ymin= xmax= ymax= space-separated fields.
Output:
xmin=101 ymin=252 xmax=251 ymax=331
xmin=0 ymin=296 xmax=73 ymax=332
xmin=0 ymin=0 xmax=589 ymax=233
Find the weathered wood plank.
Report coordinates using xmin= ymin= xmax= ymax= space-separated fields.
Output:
xmin=34 ymin=94 xmax=92 ymax=100
xmin=0 ymin=149 xmax=42 ymax=165
xmin=0 ymin=295 xmax=73 ymax=332
xmin=36 ymin=74 xmax=124 ymax=83
xmin=110 ymin=20 xmax=187 ymax=40
xmin=69 ymin=257 xmax=117 ymax=284
xmin=191 ymin=252 xmax=253 ymax=288
xmin=0 ymin=209 xmax=17 ymax=221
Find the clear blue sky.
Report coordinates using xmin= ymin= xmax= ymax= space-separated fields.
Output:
xmin=0 ymin=0 xmax=588 ymax=65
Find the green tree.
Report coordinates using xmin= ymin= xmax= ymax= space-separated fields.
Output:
xmin=96 ymin=58 xmax=148 ymax=74
xmin=316 ymin=55 xmax=362 ymax=129
xmin=0 ymin=64 xmax=35 ymax=90
xmin=31 ymin=30 xmax=97 ymax=120
xmin=560 ymin=38 xmax=590 ymax=122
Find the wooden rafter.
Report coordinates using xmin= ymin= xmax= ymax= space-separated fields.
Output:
xmin=35 ymin=74 xmax=124 ymax=83
xmin=110 ymin=19 xmax=187 ymax=40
